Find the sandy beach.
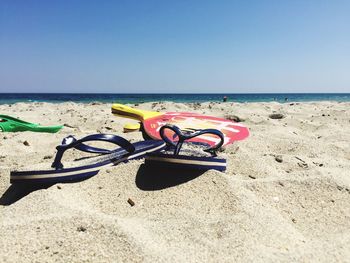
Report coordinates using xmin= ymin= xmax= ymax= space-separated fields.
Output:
xmin=0 ymin=101 xmax=349 ymax=262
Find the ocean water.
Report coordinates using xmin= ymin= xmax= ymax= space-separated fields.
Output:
xmin=0 ymin=93 xmax=350 ymax=104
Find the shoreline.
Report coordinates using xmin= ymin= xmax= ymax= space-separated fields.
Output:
xmin=1 ymin=93 xmax=350 ymax=105
xmin=0 ymin=99 xmax=350 ymax=107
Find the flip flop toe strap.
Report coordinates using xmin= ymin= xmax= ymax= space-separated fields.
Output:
xmin=52 ymin=134 xmax=135 ymax=170
xmin=159 ymin=124 xmax=224 ymax=156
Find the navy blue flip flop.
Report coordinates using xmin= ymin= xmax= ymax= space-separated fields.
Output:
xmin=145 ymin=125 xmax=227 ymax=172
xmin=10 ymin=134 xmax=166 ymax=184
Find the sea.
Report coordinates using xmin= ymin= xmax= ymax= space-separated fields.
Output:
xmin=0 ymin=93 xmax=350 ymax=104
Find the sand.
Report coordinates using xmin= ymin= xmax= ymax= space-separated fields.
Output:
xmin=0 ymin=101 xmax=349 ymax=262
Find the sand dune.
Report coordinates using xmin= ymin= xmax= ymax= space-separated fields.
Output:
xmin=1 ymin=101 xmax=349 ymax=262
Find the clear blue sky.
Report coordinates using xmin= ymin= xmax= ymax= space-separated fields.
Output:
xmin=1 ymin=0 xmax=349 ymax=93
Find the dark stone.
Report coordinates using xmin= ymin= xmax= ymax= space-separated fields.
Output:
xmin=127 ymin=198 xmax=135 ymax=206
xmin=275 ymin=155 xmax=283 ymax=163
xmin=225 ymin=114 xmax=245 ymax=122
xmin=77 ymin=226 xmax=87 ymax=232
xmin=269 ymin=113 xmax=285 ymax=119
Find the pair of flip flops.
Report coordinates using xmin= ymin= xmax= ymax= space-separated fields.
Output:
xmin=10 ymin=125 xmax=226 ymax=184
xmin=0 ymin=115 xmax=63 ymax=133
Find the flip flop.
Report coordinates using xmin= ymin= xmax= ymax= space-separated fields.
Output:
xmin=145 ymin=125 xmax=226 ymax=172
xmin=0 ymin=114 xmax=63 ymax=133
xmin=10 ymin=134 xmax=166 ymax=184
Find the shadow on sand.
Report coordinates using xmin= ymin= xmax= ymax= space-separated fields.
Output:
xmin=135 ymin=164 xmax=205 ymax=191
xmin=0 ymin=176 xmax=95 ymax=206
xmin=1 ymin=164 xmax=205 ymax=205
xmin=0 ymin=183 xmax=54 ymax=206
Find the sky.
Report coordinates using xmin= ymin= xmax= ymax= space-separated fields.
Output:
xmin=0 ymin=0 xmax=349 ymax=93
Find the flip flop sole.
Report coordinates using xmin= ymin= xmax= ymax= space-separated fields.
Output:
xmin=11 ymin=141 xmax=165 ymax=183
xmin=145 ymin=153 xmax=226 ymax=172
